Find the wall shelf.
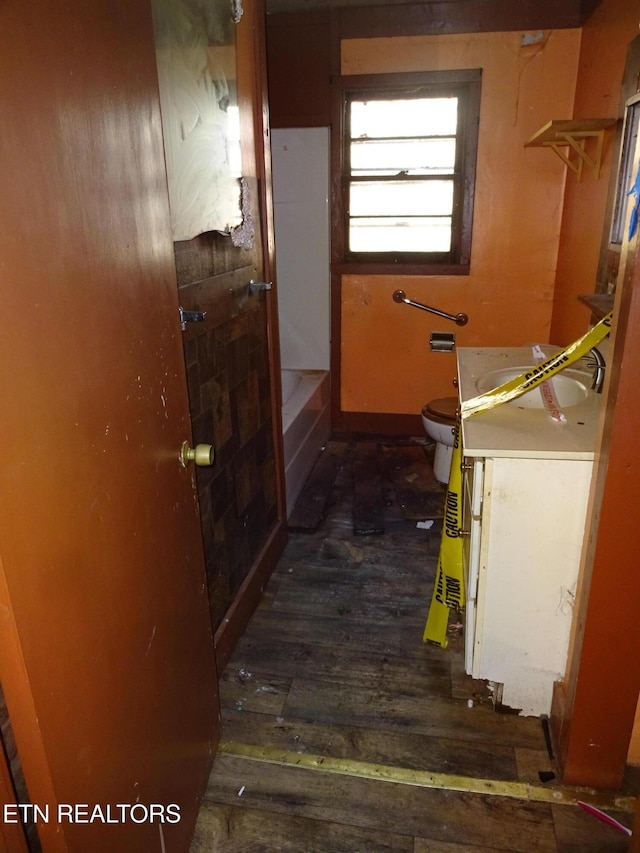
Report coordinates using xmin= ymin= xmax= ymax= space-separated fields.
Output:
xmin=578 ymin=292 xmax=614 ymax=321
xmin=525 ymin=119 xmax=617 ymax=180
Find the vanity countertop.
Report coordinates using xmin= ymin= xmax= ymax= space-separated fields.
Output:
xmin=457 ymin=346 xmax=604 ymax=460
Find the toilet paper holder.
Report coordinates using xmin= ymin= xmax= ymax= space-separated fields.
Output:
xmin=430 ymin=332 xmax=456 ymax=353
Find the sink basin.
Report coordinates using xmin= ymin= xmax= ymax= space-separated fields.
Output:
xmin=475 ymin=367 xmax=592 ymax=409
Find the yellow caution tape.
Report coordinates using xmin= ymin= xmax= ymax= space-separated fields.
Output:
xmin=423 ymin=420 xmax=464 ymax=646
xmin=424 ymin=311 xmax=613 ymax=648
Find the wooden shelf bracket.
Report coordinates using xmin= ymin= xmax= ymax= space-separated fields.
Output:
xmin=525 ymin=119 xmax=618 ymax=180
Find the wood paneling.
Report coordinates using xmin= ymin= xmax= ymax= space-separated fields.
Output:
xmin=337 ymin=0 xmax=585 ymax=39
xmin=266 ymin=12 xmax=332 ymax=127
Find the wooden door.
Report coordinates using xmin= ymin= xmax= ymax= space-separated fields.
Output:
xmin=0 ymin=1 xmax=219 ymax=851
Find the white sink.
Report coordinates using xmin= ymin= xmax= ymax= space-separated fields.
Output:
xmin=475 ymin=366 xmax=592 ymax=409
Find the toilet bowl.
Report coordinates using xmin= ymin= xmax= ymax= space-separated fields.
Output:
xmin=421 ymin=397 xmax=458 ymax=484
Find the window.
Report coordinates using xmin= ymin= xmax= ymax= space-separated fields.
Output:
xmin=336 ymin=71 xmax=481 ymax=274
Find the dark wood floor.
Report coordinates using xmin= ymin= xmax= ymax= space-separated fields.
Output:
xmin=191 ymin=440 xmax=635 ymax=852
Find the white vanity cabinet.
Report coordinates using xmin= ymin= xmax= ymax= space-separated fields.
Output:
xmin=457 ymin=346 xmax=601 ymax=717
xmin=461 ymin=452 xmax=593 ymax=715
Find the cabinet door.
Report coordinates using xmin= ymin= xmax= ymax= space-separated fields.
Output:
xmin=472 ymin=456 xmax=591 ymax=715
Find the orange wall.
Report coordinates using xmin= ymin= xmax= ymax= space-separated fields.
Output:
xmin=550 ymin=0 xmax=639 ymax=344
xmin=340 ymin=30 xmax=581 ymax=415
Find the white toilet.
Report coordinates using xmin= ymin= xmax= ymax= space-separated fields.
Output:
xmin=421 ymin=397 xmax=458 ymax=484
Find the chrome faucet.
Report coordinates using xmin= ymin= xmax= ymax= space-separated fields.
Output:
xmin=586 ymin=347 xmax=606 ymax=393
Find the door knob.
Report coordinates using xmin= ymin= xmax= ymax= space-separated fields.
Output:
xmin=179 ymin=441 xmax=215 ymax=468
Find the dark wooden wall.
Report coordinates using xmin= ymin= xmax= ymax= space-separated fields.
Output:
xmin=267 ymin=11 xmax=333 ymax=128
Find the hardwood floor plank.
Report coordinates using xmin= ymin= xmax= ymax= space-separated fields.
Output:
xmin=219 ymin=671 xmax=291 ymax=715
xmin=551 ymin=802 xmax=632 ymax=852
xmin=414 ymin=840 xmax=505 ymax=852
xmin=514 ymin=747 xmax=555 ymax=785
xmin=288 ymin=443 xmax=348 ymax=533
xmin=226 ymin=637 xmax=452 ymax=695
xmin=190 ymin=802 xmax=414 ymax=852
xmin=280 ymin=530 xmax=440 ymax=571
xmin=269 ymin=573 xmax=428 ymax=621
xmin=283 ymin=678 xmax=546 ymax=751
xmin=231 ymin=608 xmax=445 ymax=661
xmin=203 ymin=754 xmax=558 ymax=852
xmin=270 ymin=557 xmax=421 ymax=592
xmin=275 ymin=552 xmax=433 ymax=584
xmin=353 ymin=441 xmax=385 ymax=535
xmin=219 ymin=709 xmax=520 ymax=782
xmin=381 ymin=442 xmax=445 ymax=520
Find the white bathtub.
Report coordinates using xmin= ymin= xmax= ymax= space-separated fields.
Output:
xmin=281 ymin=368 xmax=331 ymax=518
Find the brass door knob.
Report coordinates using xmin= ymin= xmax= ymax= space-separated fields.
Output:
xmin=179 ymin=441 xmax=215 ymax=468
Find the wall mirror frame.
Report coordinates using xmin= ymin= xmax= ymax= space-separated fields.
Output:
xmin=610 ymin=92 xmax=640 ymax=247
xmin=595 ymin=35 xmax=640 ymax=297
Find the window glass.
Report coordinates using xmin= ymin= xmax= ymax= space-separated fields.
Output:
xmin=350 ymin=98 xmax=458 ymax=138
xmin=339 ymin=72 xmax=481 ymax=271
xmin=349 ymin=180 xmax=454 ymax=217
xmin=350 ymin=139 xmax=456 ymax=176
xmin=350 ymin=218 xmax=451 ymax=253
